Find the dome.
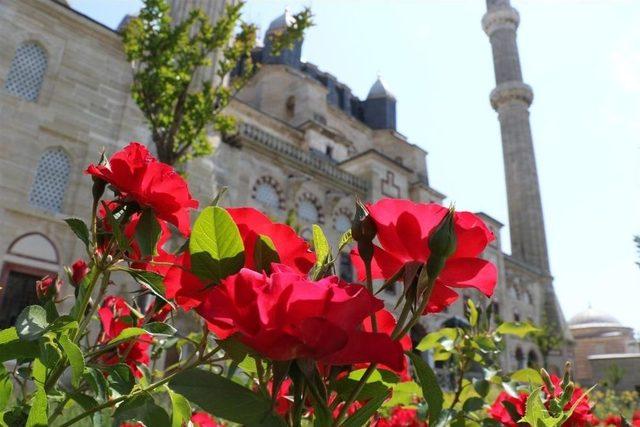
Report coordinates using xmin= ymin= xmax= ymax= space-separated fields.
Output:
xmin=267 ymin=8 xmax=295 ymax=34
xmin=568 ymin=307 xmax=621 ymax=327
xmin=367 ymin=75 xmax=395 ymax=100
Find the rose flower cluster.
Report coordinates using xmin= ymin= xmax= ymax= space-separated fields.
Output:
xmin=74 ymin=142 xmax=502 ymax=422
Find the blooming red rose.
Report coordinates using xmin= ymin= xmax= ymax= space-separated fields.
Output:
xmin=227 ymin=207 xmax=316 ymax=275
xmin=197 ymin=266 xmax=405 ymax=370
xmin=70 ymin=259 xmax=89 ymax=286
xmin=191 ymin=412 xmax=225 ymax=427
xmin=86 ymin=142 xmax=198 ymax=236
xmin=351 ymin=199 xmax=497 ymax=313
xmin=36 ymin=275 xmax=61 ymax=300
xmin=602 ymin=415 xmax=623 ymax=426
xmin=97 ymin=296 xmax=151 ymax=378
xmin=488 ymin=391 xmax=528 ymax=427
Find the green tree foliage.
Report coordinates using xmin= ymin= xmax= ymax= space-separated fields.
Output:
xmin=122 ymin=0 xmax=312 ymax=165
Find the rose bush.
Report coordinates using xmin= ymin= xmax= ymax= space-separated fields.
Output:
xmin=0 ymin=142 xmax=596 ymax=426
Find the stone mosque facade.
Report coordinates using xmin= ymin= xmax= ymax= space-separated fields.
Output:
xmin=0 ymin=0 xmax=572 ymax=374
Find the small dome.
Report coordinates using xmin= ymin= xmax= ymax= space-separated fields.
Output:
xmin=568 ymin=307 xmax=621 ymax=327
xmin=267 ymin=8 xmax=295 ymax=34
xmin=367 ymin=75 xmax=395 ymax=100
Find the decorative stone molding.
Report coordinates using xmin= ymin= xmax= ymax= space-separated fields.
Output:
xmin=296 ymin=191 xmax=324 ymax=224
xmin=251 ymin=175 xmax=285 ymax=210
xmin=490 ymin=81 xmax=533 ymax=110
xmin=482 ymin=7 xmax=519 ymax=36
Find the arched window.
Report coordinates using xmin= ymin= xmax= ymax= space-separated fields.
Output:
xmin=297 ymin=193 xmax=322 ymax=224
xmin=515 ymin=347 xmax=525 ymax=370
xmin=4 ymin=42 xmax=48 ymax=102
xmin=285 ymin=95 xmax=296 ymax=118
xmin=334 ymin=210 xmax=352 ymax=233
xmin=29 ymin=147 xmax=71 ymax=214
xmin=527 ymin=350 xmax=539 ymax=369
xmin=255 ymin=183 xmax=279 ymax=208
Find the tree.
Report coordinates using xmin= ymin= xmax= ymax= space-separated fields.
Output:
xmin=122 ymin=0 xmax=312 ymax=165
xmin=535 ymin=315 xmax=565 ymax=369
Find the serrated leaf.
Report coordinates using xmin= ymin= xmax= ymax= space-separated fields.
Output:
xmin=135 ymin=208 xmax=162 ymax=257
xmin=58 ymin=334 xmax=85 ymax=388
xmin=64 ymin=218 xmax=90 ymax=249
xmin=416 ymin=328 xmax=458 ymax=351
xmin=338 ymin=229 xmax=353 ymax=252
xmin=496 ymin=322 xmax=540 ymax=338
xmin=0 ymin=365 xmax=12 ymax=411
xmin=189 ymin=206 xmax=245 ymax=283
xmin=467 ymin=299 xmax=478 ymax=327
xmin=0 ymin=327 xmax=39 ymax=361
xmin=342 ymin=389 xmax=389 ymax=427
xmin=122 ymin=268 xmax=170 ymax=305
xmin=15 ymin=306 xmax=48 ymax=341
xmin=169 ymin=368 xmax=285 ymax=426
xmin=408 ymin=352 xmax=443 ymax=425
xmin=143 ymin=322 xmax=177 ymax=337
xmin=168 ymin=389 xmax=191 ymax=427
xmin=253 ymin=234 xmax=280 ymax=274
xmin=108 ymin=327 xmax=147 ymax=345
xmin=113 ymin=393 xmax=170 ymax=427
xmin=510 ymin=368 xmax=543 ymax=385
xmin=312 ymin=224 xmax=330 ymax=264
xmin=108 ymin=364 xmax=135 ymax=396
xmin=25 ymin=386 xmax=47 ymax=427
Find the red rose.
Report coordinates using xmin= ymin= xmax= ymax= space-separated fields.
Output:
xmin=36 ymin=275 xmax=61 ymax=300
xmin=70 ymin=259 xmax=89 ymax=286
xmin=191 ymin=412 xmax=225 ymax=427
xmin=488 ymin=391 xmax=528 ymax=427
xmin=86 ymin=142 xmax=198 ymax=236
xmin=603 ymin=415 xmax=622 ymax=426
xmin=351 ymin=199 xmax=497 ymax=313
xmin=227 ymin=207 xmax=316 ymax=274
xmin=97 ymin=296 xmax=151 ymax=378
xmin=197 ymin=266 xmax=405 ymax=370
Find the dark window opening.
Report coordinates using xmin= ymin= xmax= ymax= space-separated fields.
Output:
xmin=286 ymin=96 xmax=295 ymax=118
xmin=325 ymin=145 xmax=333 ymax=159
xmin=0 ymin=269 xmax=42 ymax=329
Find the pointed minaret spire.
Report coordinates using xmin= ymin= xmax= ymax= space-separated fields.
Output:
xmin=483 ymin=0 xmax=550 ymax=272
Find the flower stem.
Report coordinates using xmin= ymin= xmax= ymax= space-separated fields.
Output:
xmin=364 ymin=260 xmax=378 ymax=332
xmin=332 ymin=363 xmax=377 ymax=427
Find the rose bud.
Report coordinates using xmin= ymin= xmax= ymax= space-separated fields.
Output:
xmin=36 ymin=275 xmax=61 ymax=301
xmin=70 ymin=259 xmax=90 ymax=287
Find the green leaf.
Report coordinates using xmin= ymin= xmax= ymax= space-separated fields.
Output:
xmin=496 ymin=322 xmax=540 ymax=338
xmin=83 ymin=367 xmax=109 ymax=401
xmin=15 ymin=306 xmax=48 ymax=341
xmin=123 ymin=268 xmax=170 ymax=305
xmin=342 ymin=389 xmax=389 ymax=427
xmin=338 ymin=229 xmax=353 ymax=252
xmin=102 ymin=201 xmax=130 ymax=252
xmin=113 ymin=393 xmax=170 ymax=427
xmin=169 ymin=368 xmax=285 ymax=426
xmin=58 ymin=334 xmax=85 ymax=388
xmin=108 ymin=327 xmax=146 ymax=345
xmin=108 ymin=364 xmax=135 ymax=396
xmin=143 ymin=322 xmax=177 ymax=337
xmin=253 ymin=234 xmax=280 ymax=273
xmin=135 ymin=208 xmax=162 ymax=257
xmin=312 ymin=224 xmax=330 ymax=264
xmin=0 ymin=365 xmax=12 ymax=411
xmin=383 ymin=381 xmax=422 ymax=408
xmin=335 ymin=369 xmax=393 ymax=402
xmin=416 ymin=328 xmax=458 ymax=351
xmin=510 ymin=368 xmax=543 ymax=385
xmin=408 ymin=352 xmax=443 ymax=425
xmin=467 ymin=299 xmax=478 ymax=327
xmin=169 ymin=389 xmax=191 ymax=427
xmin=472 ymin=379 xmax=490 ymax=398
xmin=462 ymin=396 xmax=485 ymax=412
xmin=520 ymin=387 xmax=551 ymax=426
xmin=0 ymin=327 xmax=39 ymax=361
xmin=189 ymin=206 xmax=245 ymax=283
xmin=25 ymin=386 xmax=47 ymax=427
xmin=64 ymin=218 xmax=90 ymax=249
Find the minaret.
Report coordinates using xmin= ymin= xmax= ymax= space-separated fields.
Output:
xmin=483 ymin=0 xmax=549 ymax=272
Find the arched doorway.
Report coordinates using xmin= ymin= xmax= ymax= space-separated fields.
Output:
xmin=515 ymin=347 xmax=525 ymax=370
xmin=0 ymin=233 xmax=59 ymax=328
xmin=527 ymin=350 xmax=540 ymax=369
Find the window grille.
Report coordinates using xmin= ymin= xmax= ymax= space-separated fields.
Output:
xmin=4 ymin=42 xmax=47 ymax=102
xmin=334 ymin=214 xmax=351 ymax=233
xmin=255 ymin=182 xmax=280 ymax=209
xmin=29 ymin=148 xmax=71 ymax=213
xmin=297 ymin=200 xmax=318 ymax=223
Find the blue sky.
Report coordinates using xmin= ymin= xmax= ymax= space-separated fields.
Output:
xmin=69 ymin=0 xmax=640 ymax=330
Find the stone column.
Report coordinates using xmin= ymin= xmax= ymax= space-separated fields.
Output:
xmin=483 ymin=0 xmax=550 ymax=273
